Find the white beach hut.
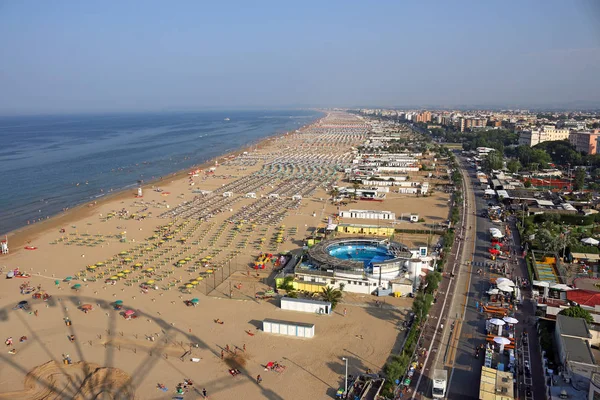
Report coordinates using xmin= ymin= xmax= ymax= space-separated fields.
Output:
xmin=280 ymin=297 xmax=332 ymax=315
xmin=262 ymin=319 xmax=315 ymax=338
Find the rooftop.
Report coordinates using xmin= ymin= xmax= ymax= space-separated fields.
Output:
xmin=561 ymin=336 xmax=595 ymax=365
xmin=557 ymin=314 xmax=592 ymax=339
xmin=478 ymin=366 xmax=514 ymax=400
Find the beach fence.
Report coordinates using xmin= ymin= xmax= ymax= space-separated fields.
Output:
xmin=204 ymin=258 xmax=242 ymax=296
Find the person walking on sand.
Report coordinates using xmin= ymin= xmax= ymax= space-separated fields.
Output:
xmin=221 ymin=349 xmax=224 ymax=360
xmin=225 ymin=344 xmax=230 ymax=353
xmin=343 ymin=308 xmax=347 ymax=317
xmin=243 ymin=343 xmax=246 ymax=351
xmin=202 ymin=387 xmax=208 ymax=398
xmin=256 ymin=375 xmax=262 ymax=384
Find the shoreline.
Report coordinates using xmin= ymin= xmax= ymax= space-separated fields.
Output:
xmin=4 ymin=113 xmax=325 ymax=251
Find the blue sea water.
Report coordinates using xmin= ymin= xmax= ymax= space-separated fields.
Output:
xmin=0 ymin=110 xmax=323 ymax=234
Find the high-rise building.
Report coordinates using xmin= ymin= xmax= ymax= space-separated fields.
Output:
xmin=414 ymin=111 xmax=432 ymax=123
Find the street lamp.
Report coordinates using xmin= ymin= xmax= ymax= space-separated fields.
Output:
xmin=342 ymin=357 xmax=348 ymax=396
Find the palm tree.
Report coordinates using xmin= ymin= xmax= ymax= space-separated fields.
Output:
xmin=321 ymin=286 xmax=343 ymax=309
xmin=328 ymin=187 xmax=340 ymax=203
xmin=351 ymin=182 xmax=360 ymax=200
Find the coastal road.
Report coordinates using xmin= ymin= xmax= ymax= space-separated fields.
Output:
xmin=444 ymin=161 xmax=546 ymax=400
xmin=411 ymin=156 xmax=546 ymax=400
xmin=409 ymin=155 xmax=475 ymax=400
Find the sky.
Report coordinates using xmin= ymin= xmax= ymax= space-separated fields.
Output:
xmin=1 ymin=0 xmax=599 ymax=114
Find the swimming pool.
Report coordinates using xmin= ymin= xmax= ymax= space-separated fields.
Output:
xmin=327 ymin=244 xmax=394 ymax=262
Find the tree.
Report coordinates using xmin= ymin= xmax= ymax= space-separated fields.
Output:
xmin=507 ymin=159 xmax=522 ymax=174
xmin=321 ymin=286 xmax=343 ymax=309
xmin=574 ymin=168 xmax=586 ymax=191
xmin=559 ymin=306 xmax=593 ymax=324
xmin=483 ymin=151 xmax=503 ymax=172
xmin=328 ymin=187 xmax=340 ymax=202
xmin=351 ymin=182 xmax=360 ymax=200
xmin=523 ymin=180 xmax=532 ymax=188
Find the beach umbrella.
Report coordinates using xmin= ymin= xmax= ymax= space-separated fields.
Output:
xmin=493 ymin=336 xmax=510 ymax=345
xmin=123 ymin=258 xmax=132 ymax=262
xmin=201 ymin=258 xmax=207 ymax=262
xmin=124 ymin=309 xmax=135 ymax=316
xmin=497 ymin=284 xmax=514 ymax=293
xmin=123 ymin=269 xmax=131 ymax=274
xmin=191 ymin=280 xmax=199 ymax=285
xmin=88 ymin=265 xmax=96 ymax=270
xmin=134 ymin=263 xmax=143 ymax=267
xmin=489 ymin=318 xmax=505 ymax=326
xmin=496 ymin=278 xmax=515 ymax=287
xmin=115 ymin=300 xmax=123 ymax=305
xmin=80 ymin=304 xmax=93 ymax=311
xmin=116 ymin=273 xmax=125 ymax=277
xmin=146 ymin=267 xmax=154 ymax=272
xmin=96 ymin=262 xmax=105 ymax=266
xmin=119 ymin=251 xmax=128 ymax=256
xmin=191 ymin=298 xmax=199 ymax=304
xmin=110 ymin=276 xmax=118 ymax=280
xmin=196 ymin=277 xmax=204 ymax=281
xmin=205 ymin=256 xmax=212 ymax=260
xmin=185 ymin=284 xmax=193 ymax=289
xmin=72 ymin=283 xmax=82 ymax=289
xmin=503 ymin=316 xmax=519 ymax=324
xmin=206 ymin=269 xmax=213 ymax=274
xmin=55 ymin=280 xmax=60 ymax=286
xmin=178 ymin=260 xmax=186 ymax=265
xmin=487 ymin=288 xmax=499 ymax=295
xmin=147 ymin=279 xmax=155 ymax=285
xmin=184 ymin=257 xmax=192 ymax=261
xmin=65 ymin=276 xmax=73 ymax=281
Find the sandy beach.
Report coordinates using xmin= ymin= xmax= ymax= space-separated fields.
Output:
xmin=0 ymin=112 xmax=449 ymax=399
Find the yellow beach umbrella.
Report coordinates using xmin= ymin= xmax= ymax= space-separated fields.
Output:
xmin=185 ymin=284 xmax=193 ymax=288
xmin=206 ymin=269 xmax=213 ymax=274
xmin=145 ymin=247 xmax=153 ymax=251
xmin=134 ymin=263 xmax=143 ymax=267
xmin=116 ymin=273 xmax=125 ymax=277
xmin=122 ymin=269 xmax=130 ymax=274
xmin=147 ymin=279 xmax=155 ymax=284
xmin=88 ymin=265 xmax=96 ymax=270
xmin=196 ymin=277 xmax=204 ymax=281
xmin=96 ymin=262 xmax=105 ymax=266
xmin=191 ymin=280 xmax=199 ymax=285
xmin=205 ymin=256 xmax=212 ymax=260
xmin=110 ymin=276 xmax=118 ymax=280
xmin=184 ymin=257 xmax=192 ymax=261
xmin=123 ymin=257 xmax=132 ymax=262
xmin=178 ymin=260 xmax=186 ymax=265
xmin=146 ymin=267 xmax=154 ymax=272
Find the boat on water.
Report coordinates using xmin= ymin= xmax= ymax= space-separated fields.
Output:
xmin=224 ymin=118 xmax=230 ymax=121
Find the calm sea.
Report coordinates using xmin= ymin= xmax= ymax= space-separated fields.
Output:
xmin=0 ymin=110 xmax=323 ymax=234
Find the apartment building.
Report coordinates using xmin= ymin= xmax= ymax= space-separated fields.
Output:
xmin=518 ymin=125 xmax=570 ymax=147
xmin=569 ymin=131 xmax=600 ymax=155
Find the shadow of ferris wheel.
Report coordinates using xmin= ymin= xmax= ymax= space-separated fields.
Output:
xmin=0 ymin=293 xmax=285 ymax=400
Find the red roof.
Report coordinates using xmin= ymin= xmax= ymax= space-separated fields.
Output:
xmin=566 ymin=289 xmax=600 ymax=307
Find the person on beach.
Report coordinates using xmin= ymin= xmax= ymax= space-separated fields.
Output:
xmin=221 ymin=349 xmax=224 ymax=359
xmin=343 ymin=308 xmax=347 ymax=317
xmin=202 ymin=388 xmax=208 ymax=398
xmin=256 ymin=375 xmax=262 ymax=384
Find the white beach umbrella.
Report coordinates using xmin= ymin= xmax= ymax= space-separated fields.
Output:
xmin=503 ymin=316 xmax=519 ymax=324
xmin=489 ymin=318 xmax=506 ymax=326
xmin=493 ymin=336 xmax=511 ymax=345
xmin=496 ymin=278 xmax=516 ymax=287
xmin=497 ymin=284 xmax=514 ymax=293
xmin=487 ymin=288 xmax=500 ymax=295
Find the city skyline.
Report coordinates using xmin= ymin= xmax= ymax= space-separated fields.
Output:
xmin=1 ymin=0 xmax=599 ymax=115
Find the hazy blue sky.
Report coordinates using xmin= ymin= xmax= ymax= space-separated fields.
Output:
xmin=1 ymin=0 xmax=599 ymax=114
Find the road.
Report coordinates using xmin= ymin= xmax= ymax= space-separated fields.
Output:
xmin=410 ymin=156 xmax=546 ymax=400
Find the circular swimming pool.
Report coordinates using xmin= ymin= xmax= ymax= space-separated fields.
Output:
xmin=327 ymin=243 xmax=394 ymax=262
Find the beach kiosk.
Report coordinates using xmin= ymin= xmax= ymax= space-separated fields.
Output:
xmin=262 ymin=319 xmax=315 ymax=338
xmin=280 ymin=297 xmax=332 ymax=315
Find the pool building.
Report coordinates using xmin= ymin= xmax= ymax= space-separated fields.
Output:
xmin=292 ymin=237 xmax=432 ymax=296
